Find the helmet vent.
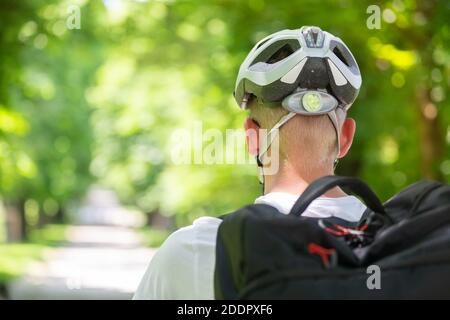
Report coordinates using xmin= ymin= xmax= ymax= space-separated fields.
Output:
xmin=266 ymin=44 xmax=295 ymax=64
xmin=256 ymin=37 xmax=272 ymax=49
xmin=332 ymin=47 xmax=350 ymax=67
xmin=250 ymin=39 xmax=300 ymax=66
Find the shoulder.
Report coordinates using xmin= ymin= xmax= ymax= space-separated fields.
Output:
xmin=150 ymin=216 xmax=222 ymax=268
xmin=169 ymin=216 xmax=222 ymax=246
xmin=133 ymin=216 xmax=222 ymax=300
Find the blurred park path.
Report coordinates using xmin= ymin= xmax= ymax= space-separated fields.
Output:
xmin=8 ymin=225 xmax=155 ymax=300
xmin=7 ymin=188 xmax=156 ymax=300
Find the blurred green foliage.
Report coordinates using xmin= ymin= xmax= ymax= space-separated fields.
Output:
xmin=0 ymin=224 xmax=67 ymax=284
xmin=28 ymin=224 xmax=68 ymax=246
xmin=0 ymin=243 xmax=45 ymax=283
xmin=139 ymin=227 xmax=171 ymax=248
xmin=0 ymin=0 xmax=448 ymax=232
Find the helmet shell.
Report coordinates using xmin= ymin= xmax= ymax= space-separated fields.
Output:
xmin=234 ymin=26 xmax=362 ymax=110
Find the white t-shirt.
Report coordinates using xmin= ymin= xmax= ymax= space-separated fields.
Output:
xmin=133 ymin=193 xmax=366 ymax=300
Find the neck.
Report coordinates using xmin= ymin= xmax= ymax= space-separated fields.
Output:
xmin=263 ymin=160 xmax=346 ymax=197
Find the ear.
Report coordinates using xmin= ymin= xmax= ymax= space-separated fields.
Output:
xmin=338 ymin=117 xmax=356 ymax=158
xmin=244 ymin=118 xmax=260 ymax=156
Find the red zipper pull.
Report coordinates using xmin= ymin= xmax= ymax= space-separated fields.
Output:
xmin=307 ymin=243 xmax=337 ymax=268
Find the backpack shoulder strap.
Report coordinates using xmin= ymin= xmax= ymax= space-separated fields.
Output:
xmin=290 ymin=175 xmax=385 ymax=217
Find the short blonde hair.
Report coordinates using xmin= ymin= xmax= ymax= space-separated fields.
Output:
xmin=248 ymin=99 xmax=340 ymax=169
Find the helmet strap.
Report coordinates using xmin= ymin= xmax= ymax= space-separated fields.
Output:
xmin=327 ymin=109 xmax=342 ymax=169
xmin=256 ymin=156 xmax=265 ymax=193
xmin=256 ymin=109 xmax=343 ymax=193
xmin=256 ymin=111 xmax=297 ymax=194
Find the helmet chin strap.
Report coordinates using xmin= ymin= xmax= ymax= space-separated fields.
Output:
xmin=256 ymin=110 xmax=342 ymax=194
xmin=327 ymin=109 xmax=342 ymax=169
xmin=256 ymin=112 xmax=297 ymax=194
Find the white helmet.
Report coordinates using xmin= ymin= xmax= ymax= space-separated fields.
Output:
xmin=234 ymin=27 xmax=362 ymax=184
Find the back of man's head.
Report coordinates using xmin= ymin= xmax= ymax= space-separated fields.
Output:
xmin=235 ymin=26 xmax=361 ymax=187
xmin=248 ymin=98 xmax=345 ymax=171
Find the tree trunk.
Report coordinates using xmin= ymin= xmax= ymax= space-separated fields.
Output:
xmin=18 ymin=200 xmax=27 ymax=241
xmin=54 ymin=207 xmax=65 ymax=224
xmin=5 ymin=205 xmax=21 ymax=242
xmin=38 ymin=207 xmax=47 ymax=228
xmin=411 ymin=0 xmax=444 ymax=181
xmin=5 ymin=200 xmax=27 ymax=242
xmin=416 ymin=85 xmax=444 ymax=181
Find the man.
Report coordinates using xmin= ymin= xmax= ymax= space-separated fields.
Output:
xmin=134 ymin=26 xmax=365 ymax=300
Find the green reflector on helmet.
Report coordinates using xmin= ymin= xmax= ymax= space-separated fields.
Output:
xmin=302 ymin=92 xmax=322 ymax=112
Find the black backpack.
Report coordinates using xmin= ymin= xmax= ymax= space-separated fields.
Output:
xmin=214 ymin=175 xmax=450 ymax=299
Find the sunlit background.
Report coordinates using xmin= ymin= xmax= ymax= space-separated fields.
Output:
xmin=0 ymin=0 xmax=448 ymax=299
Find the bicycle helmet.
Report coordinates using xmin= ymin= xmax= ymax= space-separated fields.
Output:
xmin=234 ymin=26 xmax=362 ymax=188
xmin=234 ymin=26 xmax=361 ymax=110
